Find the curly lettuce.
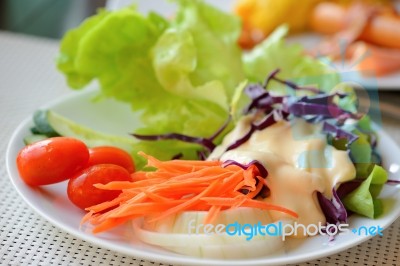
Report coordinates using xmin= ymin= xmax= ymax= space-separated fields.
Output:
xmin=343 ymin=165 xmax=388 ymax=218
xmin=57 ymin=1 xmax=245 ymax=161
xmin=56 ymin=1 xmax=341 ymax=163
xmin=243 ymin=25 xmax=339 ymax=93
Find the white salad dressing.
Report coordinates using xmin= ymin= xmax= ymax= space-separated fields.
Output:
xmin=209 ymin=116 xmax=356 ymax=237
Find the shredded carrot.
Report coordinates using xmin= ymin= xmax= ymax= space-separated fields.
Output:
xmin=246 ymin=176 xmax=265 ymax=198
xmin=82 ymin=152 xmax=298 ymax=233
xmin=204 ymin=205 xmax=222 ymax=225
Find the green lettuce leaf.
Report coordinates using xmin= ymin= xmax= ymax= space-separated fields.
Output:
xmin=343 ymin=165 xmax=388 ymax=218
xmin=172 ymin=0 xmax=245 ymax=99
xmin=56 ymin=1 xmax=343 ymax=166
xmin=56 ymin=1 xmax=243 ymax=163
xmin=350 ymin=129 xmax=373 ymax=178
xmin=57 ymin=9 xmax=110 ymax=89
xmin=243 ymin=25 xmax=339 ymax=93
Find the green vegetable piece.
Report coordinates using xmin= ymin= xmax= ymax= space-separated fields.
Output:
xmin=369 ymin=165 xmax=388 ymax=184
xmin=46 ymin=110 xmax=203 ymax=170
xmin=370 ymin=184 xmax=384 ymax=199
xmin=23 ymin=134 xmax=48 ymax=145
xmin=358 ymin=115 xmax=373 ymax=132
xmin=373 ymin=198 xmax=383 ymax=218
xmin=30 ymin=127 xmax=41 ymax=135
xmin=243 ymin=25 xmax=339 ymax=94
xmin=56 ymin=1 xmax=244 ymax=157
xmin=350 ymin=130 xmax=372 ymax=178
xmin=331 ymin=83 xmax=357 ymax=113
xmin=57 ymin=9 xmax=110 ymax=88
xmin=343 ymin=165 xmax=388 ymax=218
xmin=33 ymin=110 xmax=60 ymax=137
xmin=331 ymin=137 xmax=347 ymax=151
xmin=173 ymin=0 xmax=245 ymax=99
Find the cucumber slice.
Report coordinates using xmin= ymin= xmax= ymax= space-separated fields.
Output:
xmin=46 ymin=110 xmax=138 ymax=153
xmin=33 ymin=110 xmax=59 ymax=137
xmin=23 ymin=134 xmax=48 ymax=145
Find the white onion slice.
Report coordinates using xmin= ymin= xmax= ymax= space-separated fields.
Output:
xmin=133 ymin=208 xmax=293 ymax=259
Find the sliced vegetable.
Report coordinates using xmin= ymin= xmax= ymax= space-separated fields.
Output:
xmin=317 ymin=189 xmax=347 ymax=224
xmin=32 ymin=110 xmax=60 ymax=137
xmin=222 ymin=159 xmax=268 ymax=178
xmin=349 ymin=130 xmax=373 ymax=178
xmin=81 ymin=152 xmax=297 ymax=233
xmin=322 ymin=122 xmax=359 ymax=146
xmin=134 ymin=208 xmax=286 ymax=259
xmin=289 ymin=102 xmax=355 ymax=120
xmin=23 ymin=134 xmax=48 ymax=145
xmin=132 ymin=114 xmax=231 ymax=154
xmin=45 ymin=110 xmax=148 ymax=168
xmin=342 ymin=165 xmax=388 ymax=218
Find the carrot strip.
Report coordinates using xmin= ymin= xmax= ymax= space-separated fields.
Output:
xmin=109 ymin=202 xmax=185 ymax=218
xmin=93 ymin=179 xmax=164 ymax=190
xmin=139 ymin=189 xmax=170 ymax=202
xmin=92 ymin=215 xmax=139 ymax=234
xmin=200 ymin=197 xmax=298 ymax=218
xmin=204 ymin=205 xmax=221 ymax=225
xmin=147 ymin=180 xmax=220 ymax=223
xmin=246 ymin=178 xmax=264 ymax=198
xmin=81 ymin=152 xmax=298 ymax=233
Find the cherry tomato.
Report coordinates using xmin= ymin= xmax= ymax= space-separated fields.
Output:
xmin=86 ymin=146 xmax=135 ymax=173
xmin=67 ymin=164 xmax=131 ymax=210
xmin=16 ymin=137 xmax=89 ymax=186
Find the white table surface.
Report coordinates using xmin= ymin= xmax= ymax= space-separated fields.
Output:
xmin=0 ymin=30 xmax=399 ymax=266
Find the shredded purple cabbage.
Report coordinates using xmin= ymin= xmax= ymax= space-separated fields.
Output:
xmin=336 ymin=180 xmax=362 ymax=199
xmin=262 ymin=68 xmax=281 ymax=88
xmin=222 ymin=159 xmax=269 ymax=197
xmin=386 ymin=179 xmax=400 ymax=184
xmin=222 ymin=159 xmax=268 ymax=178
xmin=226 ymin=110 xmax=288 ymax=151
xmin=322 ymin=122 xmax=359 ymax=146
xmin=132 ymin=115 xmax=231 ymax=154
xmin=244 ymin=85 xmax=286 ymax=114
xmin=132 ymin=69 xmax=367 ymax=164
xmin=289 ymin=102 xmax=359 ymax=120
xmin=132 ymin=132 xmax=217 ymax=151
xmin=197 ymin=150 xmax=207 ymax=161
xmin=299 ymin=93 xmax=347 ymax=105
xmin=171 ymin=153 xmax=183 ymax=160
xmin=208 ymin=115 xmax=232 ymax=141
xmin=317 ymin=189 xmax=348 ymax=224
xmin=263 ymin=69 xmax=322 ymax=94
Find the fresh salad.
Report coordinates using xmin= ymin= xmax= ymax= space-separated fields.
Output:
xmin=15 ymin=0 xmax=399 ymax=260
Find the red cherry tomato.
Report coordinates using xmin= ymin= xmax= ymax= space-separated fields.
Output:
xmin=16 ymin=137 xmax=89 ymax=186
xmin=67 ymin=164 xmax=131 ymax=210
xmin=87 ymin=146 xmax=135 ymax=173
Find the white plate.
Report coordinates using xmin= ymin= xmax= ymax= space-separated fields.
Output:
xmin=6 ymin=90 xmax=400 ymax=266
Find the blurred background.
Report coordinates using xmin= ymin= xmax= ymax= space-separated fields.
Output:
xmin=0 ymin=0 xmax=398 ymax=116
xmin=0 ymin=0 xmax=106 ymax=39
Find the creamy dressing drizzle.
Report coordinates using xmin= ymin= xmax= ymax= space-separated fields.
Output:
xmin=209 ymin=116 xmax=356 ymax=237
